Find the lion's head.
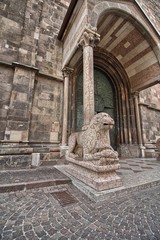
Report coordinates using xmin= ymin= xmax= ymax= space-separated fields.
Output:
xmin=90 ymin=112 xmax=114 ymax=130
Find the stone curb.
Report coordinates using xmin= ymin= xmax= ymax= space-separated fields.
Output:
xmin=55 ymin=165 xmax=160 ymax=201
xmin=72 ymin=177 xmax=160 ymax=201
xmin=0 ymin=179 xmax=72 ymax=193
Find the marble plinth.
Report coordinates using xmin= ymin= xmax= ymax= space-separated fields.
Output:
xmin=66 ymin=157 xmax=122 ymax=191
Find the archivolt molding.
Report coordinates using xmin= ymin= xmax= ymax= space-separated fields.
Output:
xmin=70 ymin=48 xmax=134 ymax=145
xmin=90 ymin=1 xmax=159 ymax=55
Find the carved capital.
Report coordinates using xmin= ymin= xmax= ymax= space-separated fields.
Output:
xmin=132 ymin=91 xmax=139 ymax=99
xmin=62 ymin=66 xmax=73 ymax=78
xmin=78 ymin=26 xmax=100 ymax=48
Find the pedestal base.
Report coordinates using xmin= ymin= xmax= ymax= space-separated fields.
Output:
xmin=60 ymin=145 xmax=69 ymax=157
xmin=157 ymin=153 xmax=160 ymax=161
xmin=66 ymin=157 xmax=122 ymax=191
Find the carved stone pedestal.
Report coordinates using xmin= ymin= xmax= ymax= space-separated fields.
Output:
xmin=66 ymin=156 xmax=122 ymax=191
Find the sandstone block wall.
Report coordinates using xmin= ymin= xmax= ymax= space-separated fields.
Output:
xmin=0 ymin=0 xmax=70 ymax=165
xmin=0 ymin=0 xmax=70 ymax=140
xmin=29 ymin=76 xmax=63 ymax=143
xmin=0 ymin=65 xmax=14 ymax=140
xmin=140 ymin=84 xmax=160 ymax=144
xmin=137 ymin=0 xmax=160 ymax=34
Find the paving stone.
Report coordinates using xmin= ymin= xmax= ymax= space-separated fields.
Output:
xmin=0 ymin=183 xmax=160 ymax=239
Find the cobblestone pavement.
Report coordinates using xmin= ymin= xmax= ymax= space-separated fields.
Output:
xmin=0 ymin=184 xmax=160 ymax=240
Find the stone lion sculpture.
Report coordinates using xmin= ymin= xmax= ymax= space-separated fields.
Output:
xmin=67 ymin=112 xmax=118 ymax=161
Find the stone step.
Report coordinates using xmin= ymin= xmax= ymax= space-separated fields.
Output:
xmin=0 ymin=144 xmax=62 ymax=170
xmin=0 ymin=167 xmax=72 ymax=193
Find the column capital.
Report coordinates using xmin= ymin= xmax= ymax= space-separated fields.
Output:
xmin=62 ymin=66 xmax=74 ymax=78
xmin=78 ymin=25 xmax=100 ymax=48
xmin=132 ymin=91 xmax=140 ymax=98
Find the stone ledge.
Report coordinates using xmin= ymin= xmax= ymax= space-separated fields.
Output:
xmin=0 ymin=147 xmax=33 ymax=155
xmin=0 ymin=179 xmax=72 ymax=193
xmin=139 ymin=102 xmax=160 ymax=112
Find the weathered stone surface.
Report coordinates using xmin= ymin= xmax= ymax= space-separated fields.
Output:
xmin=117 ymin=144 xmax=141 ymax=158
xmin=29 ymin=76 xmax=63 ymax=142
xmin=1 ymin=179 xmax=160 ymax=240
xmin=68 ymin=113 xmax=118 ymax=160
xmin=137 ymin=0 xmax=160 ymax=34
xmin=66 ymin=157 xmax=122 ymax=191
xmin=140 ymin=84 xmax=160 ymax=145
xmin=0 ymin=66 xmax=14 ymax=140
xmin=0 ymin=16 xmax=22 ymax=62
xmin=32 ymin=153 xmax=40 ymax=167
xmin=0 ymin=147 xmax=33 ymax=155
xmin=0 ymin=0 xmax=160 ymax=164
xmin=66 ymin=113 xmax=121 ymax=191
xmin=156 ymin=138 xmax=160 ymax=161
xmin=0 ymin=155 xmax=32 ymax=170
xmin=4 ymin=67 xmax=35 ymax=142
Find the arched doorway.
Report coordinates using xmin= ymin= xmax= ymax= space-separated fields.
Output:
xmin=76 ymin=68 xmax=116 ymax=149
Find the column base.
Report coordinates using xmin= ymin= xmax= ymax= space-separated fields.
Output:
xmin=144 ymin=143 xmax=157 ymax=158
xmin=156 ymin=153 xmax=160 ymax=161
xmin=60 ymin=145 xmax=69 ymax=158
xmin=117 ymin=144 xmax=141 ymax=158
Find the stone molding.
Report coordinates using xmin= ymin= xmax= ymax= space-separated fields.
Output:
xmin=139 ymin=102 xmax=160 ymax=112
xmin=0 ymin=60 xmax=63 ymax=82
xmin=12 ymin=62 xmax=39 ymax=72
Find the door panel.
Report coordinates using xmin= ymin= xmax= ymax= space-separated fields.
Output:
xmin=76 ymin=68 xmax=116 ymax=148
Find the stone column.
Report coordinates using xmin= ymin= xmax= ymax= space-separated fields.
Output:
xmin=78 ymin=27 xmax=100 ymax=128
xmin=60 ymin=67 xmax=73 ymax=156
xmin=62 ymin=67 xmax=73 ymax=145
xmin=133 ymin=92 xmax=145 ymax=157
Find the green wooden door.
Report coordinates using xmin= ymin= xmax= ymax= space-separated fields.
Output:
xmin=76 ymin=68 xmax=116 ymax=148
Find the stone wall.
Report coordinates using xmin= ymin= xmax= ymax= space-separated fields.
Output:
xmin=62 ymin=1 xmax=87 ymax=66
xmin=140 ymin=84 xmax=160 ymax=144
xmin=29 ymin=76 xmax=63 ymax=143
xmin=36 ymin=0 xmax=70 ymax=77
xmin=0 ymin=0 xmax=70 ymax=167
xmin=137 ymin=0 xmax=160 ymax=35
xmin=0 ymin=65 xmax=14 ymax=140
xmin=0 ymin=0 xmax=70 ymax=73
xmin=0 ymin=0 xmax=27 ymax=63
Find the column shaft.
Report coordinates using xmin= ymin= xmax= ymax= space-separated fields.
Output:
xmin=62 ymin=67 xmax=73 ymax=145
xmin=134 ymin=92 xmax=142 ymax=145
xmin=79 ymin=27 xmax=100 ymax=128
xmin=83 ymin=45 xmax=95 ymax=126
